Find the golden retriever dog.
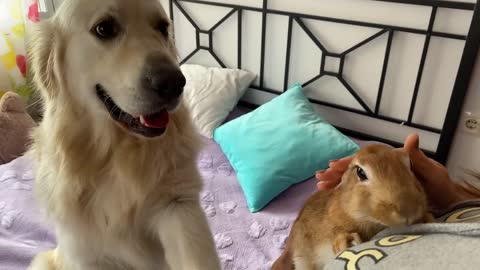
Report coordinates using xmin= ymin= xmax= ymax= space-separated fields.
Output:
xmin=26 ymin=0 xmax=220 ymax=269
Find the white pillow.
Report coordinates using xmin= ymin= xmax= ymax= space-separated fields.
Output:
xmin=181 ymin=64 xmax=256 ymax=138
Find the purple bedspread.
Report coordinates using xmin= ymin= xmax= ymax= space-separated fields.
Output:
xmin=0 ymin=108 xmax=377 ymax=270
xmin=0 ymin=156 xmax=56 ymax=270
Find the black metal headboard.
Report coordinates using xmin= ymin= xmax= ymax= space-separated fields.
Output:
xmin=170 ymin=0 xmax=480 ymax=164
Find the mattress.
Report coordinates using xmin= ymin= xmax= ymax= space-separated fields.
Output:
xmin=0 ymin=107 xmax=378 ymax=270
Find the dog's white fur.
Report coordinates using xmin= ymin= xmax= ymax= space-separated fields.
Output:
xmin=27 ymin=0 xmax=220 ymax=269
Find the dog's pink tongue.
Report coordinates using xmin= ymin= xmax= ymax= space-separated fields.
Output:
xmin=140 ymin=110 xmax=169 ymax=128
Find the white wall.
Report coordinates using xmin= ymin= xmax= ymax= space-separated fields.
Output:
xmin=448 ymin=55 xmax=480 ymax=178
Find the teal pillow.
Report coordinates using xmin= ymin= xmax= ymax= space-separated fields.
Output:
xmin=213 ymin=83 xmax=360 ymax=212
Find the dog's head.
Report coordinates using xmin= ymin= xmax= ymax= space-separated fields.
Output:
xmin=29 ymin=0 xmax=184 ymax=138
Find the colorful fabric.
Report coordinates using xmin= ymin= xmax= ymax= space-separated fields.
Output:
xmin=0 ymin=0 xmax=39 ymax=99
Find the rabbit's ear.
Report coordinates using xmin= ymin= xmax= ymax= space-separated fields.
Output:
xmin=0 ymin=92 xmax=26 ymax=113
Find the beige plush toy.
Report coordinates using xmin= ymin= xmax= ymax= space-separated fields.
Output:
xmin=0 ymin=91 xmax=37 ymax=164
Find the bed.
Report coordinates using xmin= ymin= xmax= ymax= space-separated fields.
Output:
xmin=0 ymin=106 xmax=384 ymax=270
xmin=2 ymin=0 xmax=480 ymax=269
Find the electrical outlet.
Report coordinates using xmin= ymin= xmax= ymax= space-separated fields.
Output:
xmin=462 ymin=112 xmax=480 ymax=135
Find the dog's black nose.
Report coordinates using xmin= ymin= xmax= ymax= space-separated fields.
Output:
xmin=148 ymin=68 xmax=185 ymax=99
xmin=143 ymin=55 xmax=186 ymax=99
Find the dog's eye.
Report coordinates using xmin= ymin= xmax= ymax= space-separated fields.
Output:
xmin=93 ymin=18 xmax=120 ymax=40
xmin=155 ymin=21 xmax=169 ymax=36
xmin=356 ymin=166 xmax=368 ymax=181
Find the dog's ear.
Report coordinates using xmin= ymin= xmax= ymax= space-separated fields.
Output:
xmin=27 ymin=20 xmax=65 ymax=100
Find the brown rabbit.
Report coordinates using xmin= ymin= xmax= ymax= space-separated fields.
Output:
xmin=272 ymin=144 xmax=433 ymax=270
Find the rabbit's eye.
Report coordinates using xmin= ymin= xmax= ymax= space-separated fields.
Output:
xmin=356 ymin=166 xmax=368 ymax=181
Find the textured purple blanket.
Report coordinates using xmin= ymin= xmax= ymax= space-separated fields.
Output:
xmin=0 ymin=156 xmax=56 ymax=270
xmin=0 ymin=141 xmax=317 ymax=270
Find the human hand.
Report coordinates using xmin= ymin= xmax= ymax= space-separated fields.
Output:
xmin=403 ymin=134 xmax=476 ymax=212
xmin=315 ymin=157 xmax=352 ymax=191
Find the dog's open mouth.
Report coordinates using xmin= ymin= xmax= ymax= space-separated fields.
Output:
xmin=96 ymin=85 xmax=169 ymax=138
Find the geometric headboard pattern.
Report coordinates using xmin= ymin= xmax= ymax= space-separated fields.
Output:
xmin=168 ymin=0 xmax=480 ymax=164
